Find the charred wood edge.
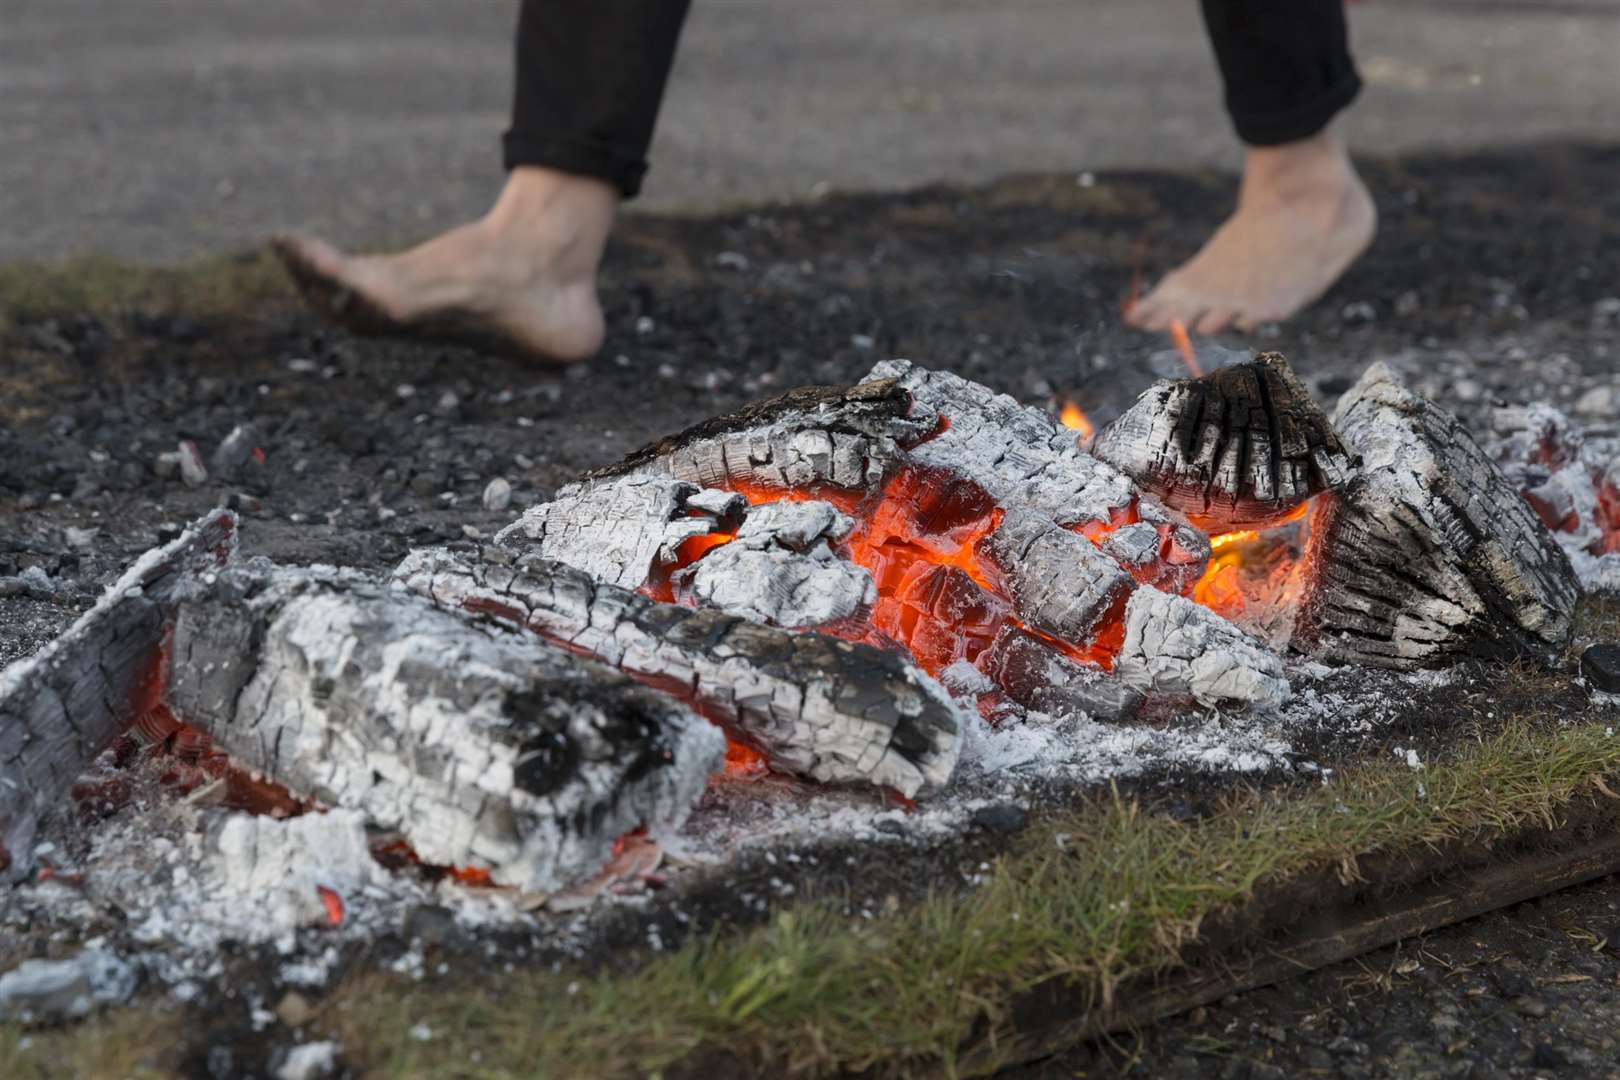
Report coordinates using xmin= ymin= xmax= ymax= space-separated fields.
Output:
xmin=394 ymin=547 xmax=963 ymax=798
xmin=577 ymin=379 xmax=926 ymax=484
xmin=1091 ymin=352 xmax=1356 ymax=527
xmin=0 ymin=509 xmax=238 ymax=881
xmin=949 ymin=811 xmax=1620 ymax=1078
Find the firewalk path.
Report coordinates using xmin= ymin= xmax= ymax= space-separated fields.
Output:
xmin=1 ymin=0 xmax=1617 ymax=264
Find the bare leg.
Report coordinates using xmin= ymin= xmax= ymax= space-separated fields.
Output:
xmin=273 ymin=166 xmax=615 ymax=365
xmin=1126 ymin=130 xmax=1376 ymax=335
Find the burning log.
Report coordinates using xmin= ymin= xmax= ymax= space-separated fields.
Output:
xmin=672 ymin=500 xmax=877 ymax=628
xmin=164 ymin=563 xmax=726 ymax=892
xmin=1295 ymin=363 xmax=1580 ymax=669
xmin=1116 ymin=587 xmax=1290 ymax=710
xmin=395 ymin=547 xmax=963 ymax=797
xmin=0 ymin=511 xmax=236 ymax=881
xmin=585 ymin=379 xmax=934 ymax=492
xmin=1091 ymin=352 xmax=1356 ymax=530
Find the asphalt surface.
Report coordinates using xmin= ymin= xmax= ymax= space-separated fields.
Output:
xmin=3 ymin=0 xmax=1619 ymax=262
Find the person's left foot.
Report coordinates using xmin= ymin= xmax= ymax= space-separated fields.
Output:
xmin=1126 ymin=132 xmax=1377 ymax=336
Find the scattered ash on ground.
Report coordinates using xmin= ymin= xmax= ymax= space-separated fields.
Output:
xmin=4 ymin=142 xmax=1620 ymax=1076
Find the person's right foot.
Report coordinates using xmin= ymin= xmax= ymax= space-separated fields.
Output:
xmin=273 ymin=167 xmax=617 ymax=365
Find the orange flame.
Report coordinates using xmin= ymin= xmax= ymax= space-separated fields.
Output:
xmin=1168 ymin=319 xmax=1202 ymax=378
xmin=1059 ymin=402 xmax=1095 ymax=440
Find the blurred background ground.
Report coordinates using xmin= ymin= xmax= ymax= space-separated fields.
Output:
xmin=2 ymin=0 xmax=1618 ymax=262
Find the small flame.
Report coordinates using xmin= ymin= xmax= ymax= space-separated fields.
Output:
xmin=1208 ymin=529 xmax=1259 ymax=552
xmin=1168 ymin=319 xmax=1203 ymax=378
xmin=1059 ymin=402 xmax=1095 ymax=440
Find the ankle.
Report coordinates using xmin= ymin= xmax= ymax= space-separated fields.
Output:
xmin=485 ymin=167 xmax=616 ymax=245
xmin=1239 ymin=131 xmax=1357 ymax=209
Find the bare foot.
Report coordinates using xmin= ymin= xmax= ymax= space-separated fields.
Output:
xmin=1126 ymin=131 xmax=1376 ymax=335
xmin=273 ymin=167 xmax=616 ymax=365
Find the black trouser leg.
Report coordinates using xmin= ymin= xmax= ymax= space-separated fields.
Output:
xmin=1199 ymin=0 xmax=1362 ymax=147
xmin=503 ymin=1 xmax=692 ymax=200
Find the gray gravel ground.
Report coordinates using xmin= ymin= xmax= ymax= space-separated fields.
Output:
xmin=3 ymin=0 xmax=1618 ymax=262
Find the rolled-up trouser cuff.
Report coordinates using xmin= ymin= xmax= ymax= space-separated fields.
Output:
xmin=1229 ymin=69 xmax=1363 ymax=147
xmin=502 ymin=132 xmax=649 ymax=200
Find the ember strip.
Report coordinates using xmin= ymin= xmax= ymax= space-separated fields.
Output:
xmin=1296 ymin=363 xmax=1580 ymax=670
xmin=1090 ymin=352 xmax=1355 ymax=530
xmin=582 ymin=378 xmax=935 ymax=492
xmin=0 ymin=510 xmax=237 ymax=882
xmin=394 ymin=548 xmax=963 ymax=797
xmin=164 ymin=564 xmax=725 ymax=892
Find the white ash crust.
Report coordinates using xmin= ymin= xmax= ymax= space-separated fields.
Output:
xmin=864 ymin=359 xmax=1139 ymax=529
xmin=394 ymin=547 xmax=963 ymax=798
xmin=0 ymin=509 xmax=236 ymax=882
xmin=494 ymin=473 xmax=743 ymax=589
xmin=0 ymin=948 xmax=135 ymax=1024
xmin=1298 ymin=363 xmax=1580 ymax=668
xmin=166 ymin=563 xmax=725 ymax=893
xmin=1116 ymin=587 xmax=1291 ymax=710
xmin=674 ymin=500 xmax=877 ymax=628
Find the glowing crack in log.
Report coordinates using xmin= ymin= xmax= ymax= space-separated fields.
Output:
xmin=164 ymin=563 xmax=724 ymax=892
xmin=1295 ymin=363 xmax=1579 ymax=669
xmin=0 ymin=510 xmax=237 ymax=882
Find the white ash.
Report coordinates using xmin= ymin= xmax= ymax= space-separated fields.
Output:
xmin=275 ymin=1041 xmax=340 ymax=1080
xmin=674 ymin=500 xmax=876 ymax=628
xmin=202 ymin=811 xmax=393 ymax=939
xmin=178 ymin=439 xmax=209 ymax=487
xmin=0 ymin=948 xmax=135 ymax=1024
xmin=0 ymin=566 xmax=55 ymax=599
xmin=481 ymin=477 xmax=513 ymax=513
xmin=494 ymin=472 xmax=743 ymax=589
xmin=1116 ymin=587 xmax=1291 ymax=710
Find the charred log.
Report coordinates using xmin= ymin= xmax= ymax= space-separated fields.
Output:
xmin=585 ymin=379 xmax=934 ymax=493
xmin=0 ymin=510 xmax=237 ymax=881
xmin=1295 ymin=363 xmax=1580 ymax=669
xmin=1091 ymin=352 xmax=1355 ymax=529
xmin=164 ymin=562 xmax=724 ymax=892
xmin=395 ymin=547 xmax=963 ymax=797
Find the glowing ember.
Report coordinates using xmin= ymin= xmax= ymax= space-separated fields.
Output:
xmin=1059 ymin=401 xmax=1095 ymax=440
xmin=1168 ymin=318 xmax=1203 ymax=378
xmin=315 ymin=884 xmax=344 ymax=926
xmin=724 ymin=738 xmax=769 ymax=777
